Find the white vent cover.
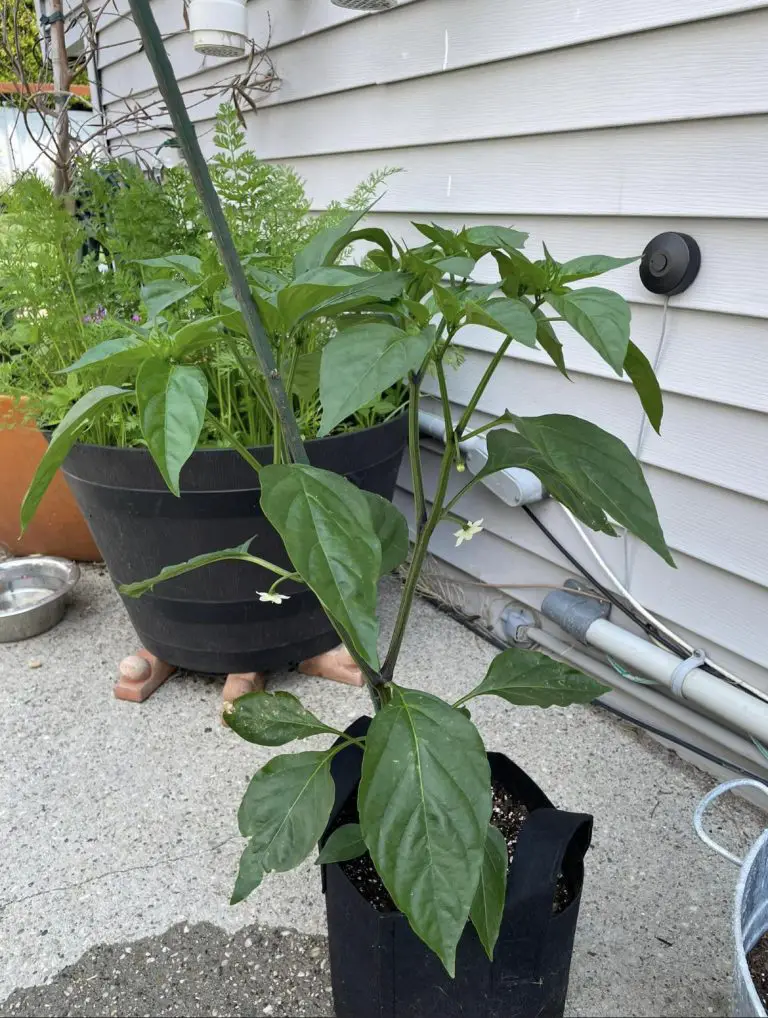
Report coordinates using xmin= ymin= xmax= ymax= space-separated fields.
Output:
xmin=330 ymin=0 xmax=398 ymax=9
xmin=188 ymin=0 xmax=248 ymax=57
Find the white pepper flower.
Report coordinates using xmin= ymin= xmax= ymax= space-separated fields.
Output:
xmin=258 ymin=591 xmax=291 ymax=604
xmin=454 ymin=519 xmax=484 ymax=547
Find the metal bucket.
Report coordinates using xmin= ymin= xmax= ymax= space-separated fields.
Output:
xmin=695 ymin=779 xmax=768 ymax=1017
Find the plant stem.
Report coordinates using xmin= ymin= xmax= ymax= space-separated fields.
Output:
xmin=127 ymin=0 xmax=309 ymax=466
xmin=454 ymin=335 xmax=515 ymax=438
xmin=382 ymin=435 xmax=454 ymax=682
xmin=407 ymin=373 xmax=427 ymax=531
xmin=462 ymin=415 xmax=512 ymax=442
xmin=206 ymin=413 xmax=262 ymax=474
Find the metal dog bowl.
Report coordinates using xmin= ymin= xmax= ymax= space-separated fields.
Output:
xmin=0 ymin=557 xmax=80 ymax=642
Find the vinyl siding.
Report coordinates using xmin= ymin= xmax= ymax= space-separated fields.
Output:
xmin=95 ymin=0 xmax=768 ymax=776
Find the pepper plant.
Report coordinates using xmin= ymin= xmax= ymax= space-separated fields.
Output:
xmin=32 ymin=216 xmax=672 ymax=976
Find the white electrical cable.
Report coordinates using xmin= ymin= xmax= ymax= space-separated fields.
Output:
xmin=557 ymin=503 xmax=768 ymax=706
xmin=624 ymin=296 xmax=671 ymax=587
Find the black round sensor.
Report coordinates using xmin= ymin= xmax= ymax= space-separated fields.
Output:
xmin=639 ymin=232 xmax=701 ymax=296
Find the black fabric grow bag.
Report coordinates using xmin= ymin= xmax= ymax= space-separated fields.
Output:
xmin=323 ymin=717 xmax=593 ymax=1018
xmin=59 ymin=414 xmax=407 ymax=673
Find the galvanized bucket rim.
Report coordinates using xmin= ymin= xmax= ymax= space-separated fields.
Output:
xmin=695 ymin=779 xmax=768 ymax=1018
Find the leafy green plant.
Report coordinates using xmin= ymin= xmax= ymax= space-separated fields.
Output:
xmin=25 ymin=216 xmax=674 ymax=974
xmin=1 ymin=103 xmax=403 ymax=446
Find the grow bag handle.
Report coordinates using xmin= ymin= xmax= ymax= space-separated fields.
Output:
xmin=694 ymin=779 xmax=768 ymax=866
xmin=503 ymin=807 xmax=593 ymax=981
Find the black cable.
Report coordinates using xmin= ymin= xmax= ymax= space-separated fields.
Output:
xmin=521 ymin=505 xmax=686 ymax=657
xmin=414 ymin=583 xmax=765 ymax=782
xmin=522 ymin=505 xmax=749 ymax=689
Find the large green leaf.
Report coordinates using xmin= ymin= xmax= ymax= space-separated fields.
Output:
xmin=412 ymin=221 xmax=464 ymax=254
xmin=482 ymin=428 xmax=614 ymax=535
xmin=61 ymin=335 xmax=145 ymax=374
xmin=325 ymin=227 xmax=394 ymax=267
xmin=119 ymin=539 xmax=273 ymax=597
xmin=293 ymin=210 xmax=367 ymax=277
xmin=466 ymin=297 xmax=537 ymax=347
xmin=220 ymin=288 xmax=283 ymax=337
xmin=141 ymin=278 xmax=200 ymax=320
xmin=464 ymin=646 xmax=608 ymax=707
xmin=362 ymin=490 xmax=410 ymax=576
xmin=225 ymin=691 xmax=337 ymax=746
xmin=624 ymin=340 xmax=663 ymax=433
xmin=20 ymin=385 xmax=128 ymax=532
xmin=136 ymin=358 xmax=208 ymax=495
xmin=237 ymin=750 xmax=336 ymax=871
xmin=358 ymin=686 xmax=492 ymax=976
xmin=319 ymin=323 xmax=432 ymax=435
xmin=470 ymin=825 xmax=508 ymax=961
xmin=316 ymin=824 xmax=367 ymax=865
xmin=494 ymin=416 xmax=674 ymax=564
xmin=260 ymin=464 xmax=382 ymax=668
xmin=557 ymin=254 xmax=638 ymax=284
xmin=545 ymin=287 xmax=631 ymax=374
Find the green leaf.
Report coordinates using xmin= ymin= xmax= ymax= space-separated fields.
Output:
xmin=225 ymin=691 xmax=337 ymax=746
xmin=230 ymin=840 xmax=264 ymax=905
xmin=470 ymin=825 xmax=508 ymax=961
xmin=624 ymin=341 xmax=663 ymax=433
xmin=237 ymin=750 xmax=336 ymax=871
xmin=220 ymin=288 xmax=284 ymax=337
xmin=20 ymin=386 xmax=128 ymax=532
xmin=326 ymin=227 xmax=394 ymax=267
xmin=558 ymin=254 xmax=638 ymax=284
xmin=279 ymin=271 xmax=409 ymax=331
xmin=319 ymin=324 xmax=433 ymax=436
xmin=412 ymin=222 xmax=464 ymax=254
xmin=463 ymin=225 xmax=528 ymax=253
xmin=136 ymin=358 xmax=208 ymax=495
xmin=140 ymin=278 xmax=200 ymax=320
xmin=294 ymin=210 xmax=367 ymax=276
xmin=362 ymin=490 xmax=410 ymax=576
xmin=138 ymin=253 xmax=203 ymax=282
xmin=435 ymin=256 xmax=476 ymax=279
xmin=290 ymin=350 xmax=322 ymax=401
xmin=466 ymin=297 xmax=537 ymax=348
xmin=260 ymin=464 xmax=382 ymax=668
xmin=316 ymin=824 xmax=367 ymax=865
xmin=465 ymin=646 xmax=609 ymax=707
xmin=495 ymin=249 xmax=549 ymax=294
xmin=494 ymin=416 xmax=674 ymax=564
xmin=532 ymin=308 xmax=569 ymax=378
xmin=431 ymin=284 xmax=463 ymax=326
xmin=119 ymin=539 xmax=265 ymax=597
xmin=545 ymin=287 xmax=631 ymax=374
xmin=60 ymin=335 xmax=145 ymax=373
xmin=358 ymin=686 xmax=492 ymax=976
xmin=171 ymin=315 xmax=226 ymax=357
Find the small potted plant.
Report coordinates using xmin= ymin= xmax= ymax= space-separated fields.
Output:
xmin=38 ymin=215 xmax=671 ymax=1016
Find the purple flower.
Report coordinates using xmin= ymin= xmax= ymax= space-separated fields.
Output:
xmin=131 ymin=314 xmax=141 ymax=322
xmin=83 ymin=315 xmax=93 ymax=323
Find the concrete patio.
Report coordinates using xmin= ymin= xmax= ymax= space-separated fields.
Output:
xmin=0 ymin=567 xmax=762 ymax=1017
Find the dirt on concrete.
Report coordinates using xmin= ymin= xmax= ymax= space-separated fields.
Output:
xmin=0 ymin=921 xmax=334 ymax=1018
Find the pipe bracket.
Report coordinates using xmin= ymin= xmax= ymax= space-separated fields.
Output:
xmin=670 ymin=648 xmax=707 ymax=699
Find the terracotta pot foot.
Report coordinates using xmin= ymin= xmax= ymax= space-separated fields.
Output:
xmin=298 ymin=644 xmax=363 ymax=687
xmin=115 ymin=650 xmax=176 ymax=703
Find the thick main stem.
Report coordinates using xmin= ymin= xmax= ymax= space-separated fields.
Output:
xmin=126 ymin=0 xmax=308 ymax=466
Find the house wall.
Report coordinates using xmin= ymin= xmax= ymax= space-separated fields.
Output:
xmin=94 ymin=0 xmax=768 ymax=776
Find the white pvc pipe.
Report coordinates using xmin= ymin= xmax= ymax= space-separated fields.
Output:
xmin=528 ymin=627 xmax=768 ymax=773
xmin=188 ymin=0 xmax=247 ymax=56
xmin=583 ymin=618 xmax=768 ymax=745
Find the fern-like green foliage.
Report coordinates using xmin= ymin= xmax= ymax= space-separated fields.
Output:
xmin=0 ymin=102 xmax=403 ymax=447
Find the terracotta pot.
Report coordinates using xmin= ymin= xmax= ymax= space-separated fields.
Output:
xmin=0 ymin=396 xmax=100 ymax=561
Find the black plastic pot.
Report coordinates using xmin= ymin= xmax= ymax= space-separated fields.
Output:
xmin=323 ymin=718 xmax=593 ymax=1018
xmin=59 ymin=415 xmax=407 ymax=673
